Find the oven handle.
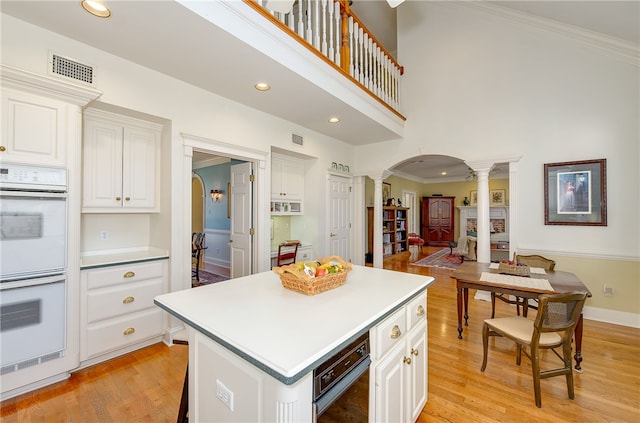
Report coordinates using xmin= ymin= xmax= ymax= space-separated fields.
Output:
xmin=314 ymin=355 xmax=370 ymax=417
xmin=0 ymin=274 xmax=66 ymax=290
xmin=1 ymin=190 xmax=67 ymax=199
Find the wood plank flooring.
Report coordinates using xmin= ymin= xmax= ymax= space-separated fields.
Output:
xmin=2 ymin=247 xmax=639 ymax=422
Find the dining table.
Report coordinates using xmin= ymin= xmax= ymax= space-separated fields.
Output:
xmin=450 ymin=261 xmax=592 ymax=371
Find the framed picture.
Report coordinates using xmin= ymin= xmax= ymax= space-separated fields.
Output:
xmin=490 ymin=189 xmax=506 ymax=206
xmin=383 ymin=182 xmax=391 ymax=204
xmin=469 ymin=190 xmax=478 ymax=206
xmin=544 ymin=159 xmax=607 ymax=226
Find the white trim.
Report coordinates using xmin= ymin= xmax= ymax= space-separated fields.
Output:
xmin=457 ymin=2 xmax=639 ymax=66
xmin=515 ymin=248 xmax=640 ymax=263
xmin=584 ymin=306 xmax=640 ymax=329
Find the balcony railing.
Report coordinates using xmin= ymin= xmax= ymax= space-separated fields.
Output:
xmin=246 ymin=0 xmax=404 ymax=117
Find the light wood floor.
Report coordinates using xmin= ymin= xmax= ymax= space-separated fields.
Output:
xmin=2 ymin=248 xmax=639 ymax=422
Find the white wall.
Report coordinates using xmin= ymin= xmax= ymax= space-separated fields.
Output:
xmin=357 ymin=2 xmax=639 ymax=260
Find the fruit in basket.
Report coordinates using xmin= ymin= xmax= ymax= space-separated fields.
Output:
xmin=316 ymin=268 xmax=328 ymax=277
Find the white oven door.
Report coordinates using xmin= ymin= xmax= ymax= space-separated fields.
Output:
xmin=0 ymin=192 xmax=67 ymax=280
xmin=0 ymin=276 xmax=66 ymax=370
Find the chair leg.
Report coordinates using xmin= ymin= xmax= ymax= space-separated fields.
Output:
xmin=531 ymin=346 xmax=542 ymax=408
xmin=480 ymin=323 xmax=489 ymax=371
xmin=564 ymin=342 xmax=576 ymax=400
xmin=177 ymin=364 xmax=189 ymax=423
xmin=490 ymin=293 xmax=496 ymax=319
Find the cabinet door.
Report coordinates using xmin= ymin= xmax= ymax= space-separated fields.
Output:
xmin=122 ymin=125 xmax=159 ymax=210
xmin=271 ymin=156 xmax=304 ymax=200
xmin=373 ymin=341 xmax=407 ymax=423
xmin=1 ymin=89 xmax=67 ymax=166
xmin=406 ymin=320 xmax=427 ymax=422
xmin=82 ymin=118 xmax=123 ymax=209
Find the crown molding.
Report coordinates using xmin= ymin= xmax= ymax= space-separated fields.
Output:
xmin=455 ymin=2 xmax=639 ymax=66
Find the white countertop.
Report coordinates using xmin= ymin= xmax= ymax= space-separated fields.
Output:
xmin=154 ymin=265 xmax=434 ymax=384
xmin=80 ymin=247 xmax=169 ymax=269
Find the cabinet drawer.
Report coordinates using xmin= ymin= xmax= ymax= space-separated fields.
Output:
xmin=372 ymin=307 xmax=406 ymax=360
xmin=86 ymin=261 xmax=164 ymax=289
xmin=406 ymin=293 xmax=427 ymax=332
xmin=87 ymin=278 xmax=163 ymax=323
xmin=86 ymin=308 xmax=162 ymax=359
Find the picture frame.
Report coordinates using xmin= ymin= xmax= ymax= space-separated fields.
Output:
xmin=382 ymin=182 xmax=391 ymax=204
xmin=469 ymin=190 xmax=478 ymax=206
xmin=490 ymin=189 xmax=506 ymax=206
xmin=544 ymin=159 xmax=607 ymax=226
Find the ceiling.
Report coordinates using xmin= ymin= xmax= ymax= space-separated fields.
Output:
xmin=2 ymin=1 xmax=636 ymax=182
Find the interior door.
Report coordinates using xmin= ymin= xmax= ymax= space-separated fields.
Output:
xmin=230 ymin=162 xmax=253 ymax=278
xmin=327 ymin=174 xmax=351 ymax=260
xmin=191 ymin=175 xmax=205 ymax=270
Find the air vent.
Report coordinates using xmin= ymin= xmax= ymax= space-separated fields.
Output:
xmin=292 ymin=133 xmax=303 ymax=146
xmin=48 ymin=52 xmax=95 ymax=86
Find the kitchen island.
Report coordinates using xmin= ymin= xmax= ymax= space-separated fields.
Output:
xmin=154 ymin=265 xmax=434 ymax=422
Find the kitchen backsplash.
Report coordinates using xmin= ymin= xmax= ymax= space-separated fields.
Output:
xmin=270 ymin=216 xmax=291 ymax=251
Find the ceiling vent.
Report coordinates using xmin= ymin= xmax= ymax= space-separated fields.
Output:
xmin=48 ymin=52 xmax=95 ymax=86
xmin=292 ymin=133 xmax=303 ymax=146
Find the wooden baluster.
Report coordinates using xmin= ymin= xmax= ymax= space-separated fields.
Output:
xmin=306 ymin=0 xmax=313 ymax=43
xmin=297 ymin=0 xmax=304 ymax=38
xmin=356 ymin=28 xmax=364 ymax=83
xmin=321 ymin=0 xmax=328 ymax=55
xmin=353 ymin=21 xmax=359 ymax=82
xmin=336 ymin=2 xmax=343 ymax=66
xmin=328 ymin=0 xmax=335 ymax=62
xmin=348 ymin=16 xmax=354 ymax=77
xmin=363 ymin=33 xmax=369 ymax=89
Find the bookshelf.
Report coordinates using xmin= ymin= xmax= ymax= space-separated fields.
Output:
xmin=367 ymin=206 xmax=410 ymax=258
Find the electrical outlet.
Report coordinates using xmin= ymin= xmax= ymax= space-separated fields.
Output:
xmin=603 ymin=284 xmax=614 ymax=297
xmin=100 ymin=231 xmax=108 ymax=240
xmin=216 ymin=380 xmax=234 ymax=411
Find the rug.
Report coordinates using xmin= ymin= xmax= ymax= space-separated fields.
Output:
xmin=411 ymin=248 xmax=464 ymax=270
xmin=192 ymin=270 xmax=229 ymax=287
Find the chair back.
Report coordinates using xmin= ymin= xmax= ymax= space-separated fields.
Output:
xmin=534 ymin=292 xmax=587 ymax=339
xmin=277 ymin=241 xmax=300 ymax=266
xmin=515 ymin=253 xmax=556 ymax=271
xmin=192 ymin=232 xmax=206 ymax=252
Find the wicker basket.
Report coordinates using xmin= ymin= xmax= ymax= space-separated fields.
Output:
xmin=272 ymin=256 xmax=352 ymax=295
xmin=498 ymin=262 xmax=531 ymax=277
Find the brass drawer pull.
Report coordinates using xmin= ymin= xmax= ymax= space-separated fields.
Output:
xmin=123 ymin=327 xmax=135 ymax=336
xmin=411 ymin=348 xmax=419 ymax=356
xmin=123 ymin=296 xmax=135 ymax=304
xmin=390 ymin=325 xmax=402 ymax=339
xmin=0 ymin=146 xmax=6 ymax=152
xmin=416 ymin=305 xmax=425 ymax=317
xmin=116 ymin=196 xmax=121 ymax=201
xmin=123 ymin=271 xmax=135 ymax=278
xmin=403 ymin=356 xmax=412 ymax=365
xmin=125 ymin=197 xmax=130 ymax=201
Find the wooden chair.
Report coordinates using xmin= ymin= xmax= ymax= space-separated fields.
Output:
xmin=491 ymin=253 xmax=556 ymax=318
xmin=276 ymin=241 xmax=300 ymax=266
xmin=191 ymin=232 xmax=207 ymax=282
xmin=481 ymin=291 xmax=588 ymax=408
xmin=407 ymin=233 xmax=425 ymax=253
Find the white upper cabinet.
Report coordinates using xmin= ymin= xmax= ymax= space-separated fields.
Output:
xmin=1 ymin=88 xmax=68 ymax=166
xmin=271 ymin=153 xmax=304 ymax=215
xmin=82 ymin=108 xmax=161 ymax=212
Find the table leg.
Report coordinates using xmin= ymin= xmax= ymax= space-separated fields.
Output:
xmin=457 ymin=288 xmax=463 ymax=339
xmin=574 ymin=314 xmax=584 ymax=371
xmin=463 ymin=288 xmax=469 ymax=326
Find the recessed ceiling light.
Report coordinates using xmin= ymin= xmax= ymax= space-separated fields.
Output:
xmin=441 ymin=172 xmax=447 ymax=176
xmin=81 ymin=0 xmax=111 ymax=18
xmin=328 ymin=117 xmax=340 ymax=123
xmin=255 ymin=82 xmax=270 ymax=91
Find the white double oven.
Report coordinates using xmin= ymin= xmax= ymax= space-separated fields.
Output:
xmin=0 ymin=163 xmax=68 ymax=375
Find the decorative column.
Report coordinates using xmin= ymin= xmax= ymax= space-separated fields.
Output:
xmin=369 ymin=170 xmax=392 ymax=268
xmin=466 ymin=161 xmax=494 ymax=263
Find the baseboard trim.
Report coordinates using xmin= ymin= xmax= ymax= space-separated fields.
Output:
xmin=584 ymin=306 xmax=640 ymax=328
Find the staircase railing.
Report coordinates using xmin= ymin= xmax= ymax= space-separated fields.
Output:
xmin=246 ymin=0 xmax=404 ymax=117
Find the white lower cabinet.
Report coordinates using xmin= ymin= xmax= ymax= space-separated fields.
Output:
xmin=370 ymin=293 xmax=428 ymax=423
xmin=80 ymin=260 xmax=166 ymax=364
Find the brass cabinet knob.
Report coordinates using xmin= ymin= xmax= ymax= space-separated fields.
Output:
xmin=0 ymin=146 xmax=6 ymax=152
xmin=416 ymin=305 xmax=425 ymax=317
xmin=125 ymin=197 xmax=130 ymax=201
xmin=116 ymin=196 xmax=121 ymax=201
xmin=123 ymin=327 xmax=135 ymax=336
xmin=123 ymin=296 xmax=135 ymax=304
xmin=411 ymin=348 xmax=419 ymax=356
xmin=123 ymin=271 xmax=135 ymax=278
xmin=403 ymin=356 xmax=412 ymax=365
xmin=390 ymin=325 xmax=402 ymax=339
